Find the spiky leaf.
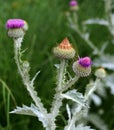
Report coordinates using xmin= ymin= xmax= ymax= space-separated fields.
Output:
xmin=103 ymin=74 xmax=114 ymax=95
xmin=10 ymin=104 xmax=48 ymax=128
xmin=94 ymin=54 xmax=114 ymax=70
xmin=61 ymin=89 xmax=86 ymax=107
xmin=75 ymin=124 xmax=95 ymax=130
xmin=83 ymin=18 xmax=109 ymax=26
xmin=87 ymin=114 xmax=108 ymax=130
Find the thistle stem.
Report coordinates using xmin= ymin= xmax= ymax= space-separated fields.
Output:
xmin=13 ymin=38 xmax=47 ymax=115
xmin=49 ymin=59 xmax=66 ymax=130
xmin=61 ymin=75 xmax=79 ymax=92
xmin=84 ymin=78 xmax=100 ymax=101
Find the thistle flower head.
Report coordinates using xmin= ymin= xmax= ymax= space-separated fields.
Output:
xmin=6 ymin=18 xmax=28 ymax=38
xmin=69 ymin=0 xmax=78 ymax=6
xmin=53 ymin=38 xmax=76 ymax=59
xmin=6 ymin=19 xmax=25 ymax=29
xmin=72 ymin=57 xmax=92 ymax=77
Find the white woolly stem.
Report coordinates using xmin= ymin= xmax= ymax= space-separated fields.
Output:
xmin=84 ymin=78 xmax=100 ymax=101
xmin=61 ymin=75 xmax=79 ymax=92
xmin=49 ymin=59 xmax=66 ymax=130
xmin=13 ymin=38 xmax=47 ymax=117
xmin=57 ymin=59 xmax=66 ymax=90
xmin=48 ymin=60 xmax=79 ymax=130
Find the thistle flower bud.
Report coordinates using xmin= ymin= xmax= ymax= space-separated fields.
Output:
xmin=72 ymin=57 xmax=92 ymax=77
xmin=53 ymin=38 xmax=75 ymax=59
xmin=95 ymin=68 xmax=106 ymax=78
xmin=6 ymin=19 xmax=28 ymax=38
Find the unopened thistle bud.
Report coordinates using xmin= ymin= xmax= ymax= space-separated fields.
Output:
xmin=95 ymin=68 xmax=106 ymax=78
xmin=69 ymin=0 xmax=79 ymax=11
xmin=6 ymin=19 xmax=28 ymax=38
xmin=53 ymin=38 xmax=75 ymax=59
xmin=72 ymin=57 xmax=92 ymax=77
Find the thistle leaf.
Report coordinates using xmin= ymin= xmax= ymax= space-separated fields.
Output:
xmin=66 ymin=104 xmax=71 ymax=121
xmin=10 ymin=104 xmax=48 ymax=128
xmin=54 ymin=64 xmax=60 ymax=69
xmin=61 ymin=89 xmax=86 ymax=107
xmin=103 ymin=74 xmax=114 ymax=95
xmin=31 ymin=71 xmax=40 ymax=86
xmin=75 ymin=124 xmax=95 ymax=130
xmin=93 ymin=54 xmax=114 ymax=70
xmin=83 ymin=18 xmax=109 ymax=26
xmin=87 ymin=114 xmax=108 ymax=130
xmin=10 ymin=104 xmax=37 ymax=116
xmin=91 ymin=94 xmax=102 ymax=106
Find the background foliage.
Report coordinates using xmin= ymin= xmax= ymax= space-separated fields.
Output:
xmin=0 ymin=0 xmax=114 ymax=130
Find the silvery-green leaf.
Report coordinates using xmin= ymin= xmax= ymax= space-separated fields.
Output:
xmin=83 ymin=33 xmax=90 ymax=40
xmin=91 ymin=94 xmax=102 ymax=106
xmin=85 ymin=81 xmax=94 ymax=97
xmin=31 ymin=71 xmax=40 ymax=86
xmin=85 ymin=80 xmax=106 ymax=99
xmin=95 ymin=81 xmax=107 ymax=97
xmin=103 ymin=74 xmax=114 ymax=95
xmin=111 ymin=14 xmax=114 ymax=27
xmin=10 ymin=104 xmax=48 ymax=128
xmin=10 ymin=104 xmax=37 ymax=116
xmin=61 ymin=89 xmax=86 ymax=107
xmin=83 ymin=18 xmax=109 ymax=26
xmin=94 ymin=54 xmax=114 ymax=70
xmin=100 ymin=42 xmax=108 ymax=54
xmin=54 ymin=64 xmax=60 ymax=69
xmin=87 ymin=114 xmax=108 ymax=130
xmin=66 ymin=104 xmax=71 ymax=121
xmin=75 ymin=124 xmax=95 ymax=130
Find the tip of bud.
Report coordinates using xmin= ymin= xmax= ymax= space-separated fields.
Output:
xmin=78 ymin=57 xmax=92 ymax=67
xmin=72 ymin=57 xmax=92 ymax=77
xmin=59 ymin=38 xmax=72 ymax=49
xmin=53 ymin=38 xmax=76 ymax=59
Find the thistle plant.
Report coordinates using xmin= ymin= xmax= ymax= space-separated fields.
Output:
xmin=5 ymin=17 xmax=109 ymax=130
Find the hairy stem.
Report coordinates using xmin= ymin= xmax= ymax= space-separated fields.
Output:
xmin=61 ymin=75 xmax=79 ymax=93
xmin=49 ymin=59 xmax=66 ymax=130
xmin=84 ymin=78 xmax=100 ymax=101
xmin=13 ymin=38 xmax=47 ymax=115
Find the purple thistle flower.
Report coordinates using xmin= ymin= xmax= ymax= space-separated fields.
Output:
xmin=6 ymin=19 xmax=25 ymax=29
xmin=69 ymin=0 xmax=78 ymax=7
xmin=78 ymin=57 xmax=92 ymax=67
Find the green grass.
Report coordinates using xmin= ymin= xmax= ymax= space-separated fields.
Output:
xmin=0 ymin=0 xmax=114 ymax=129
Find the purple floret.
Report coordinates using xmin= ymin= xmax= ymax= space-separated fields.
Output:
xmin=78 ymin=57 xmax=92 ymax=67
xmin=69 ymin=0 xmax=78 ymax=6
xmin=6 ymin=19 xmax=25 ymax=29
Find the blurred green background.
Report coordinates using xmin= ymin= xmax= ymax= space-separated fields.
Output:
xmin=0 ymin=0 xmax=114 ymax=130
